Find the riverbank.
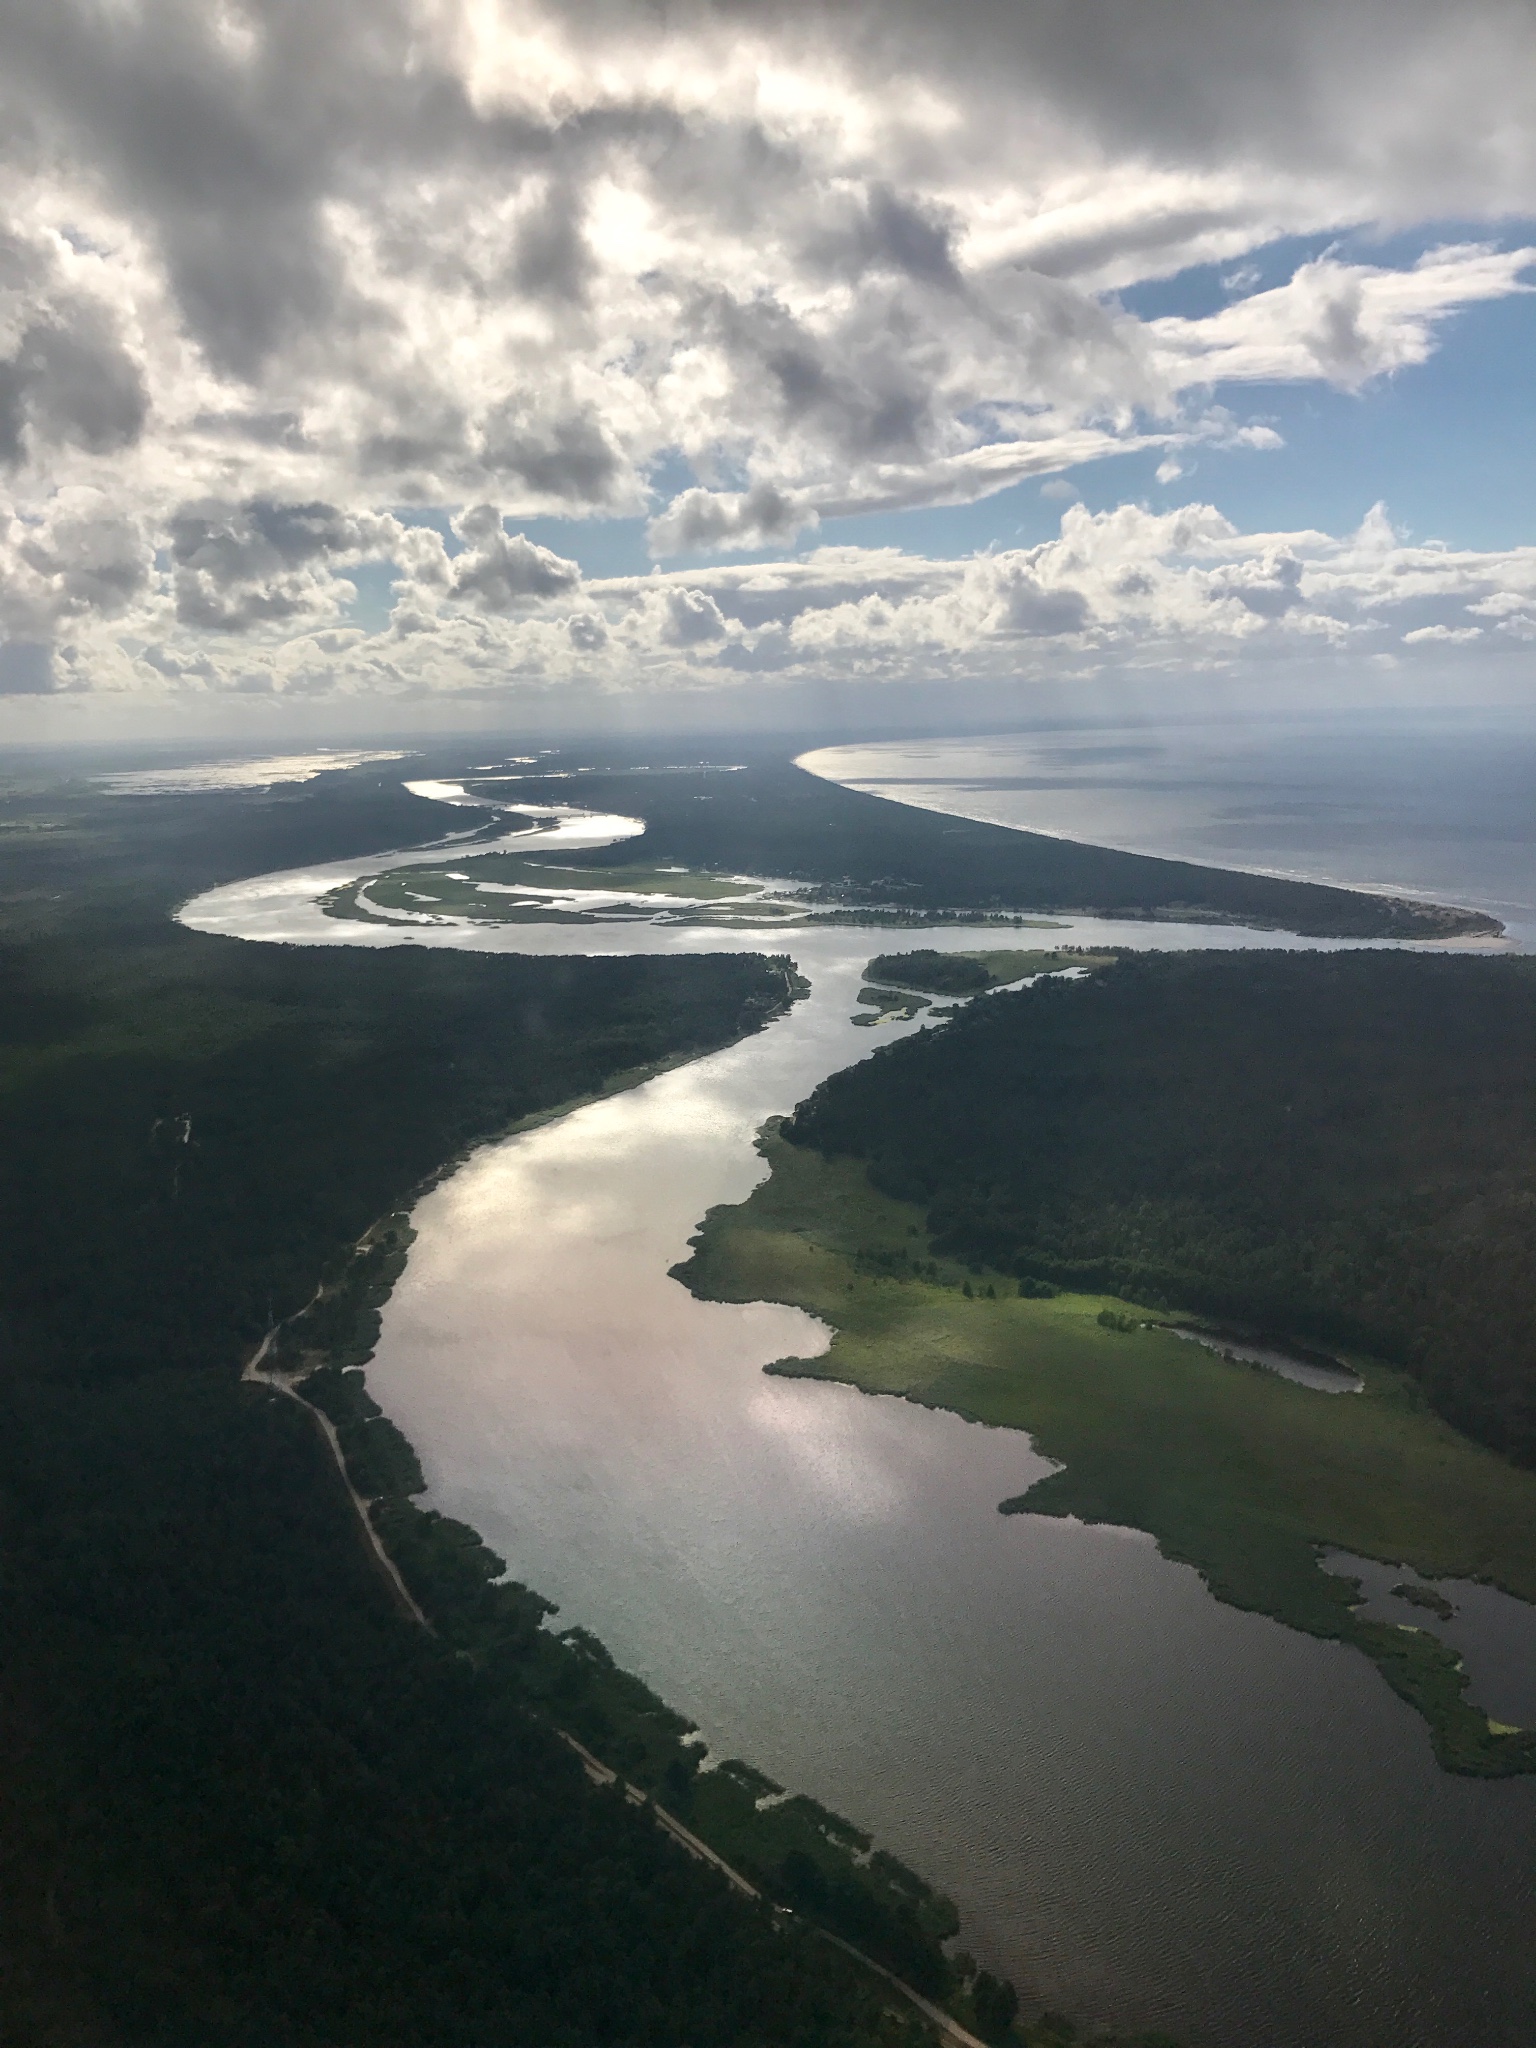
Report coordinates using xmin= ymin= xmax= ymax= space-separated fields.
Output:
xmin=259 ymin=1210 xmax=1111 ymax=2047
xmin=0 ymin=755 xmax=956 ymax=2048
xmin=676 ymin=1125 xmax=1536 ymax=1777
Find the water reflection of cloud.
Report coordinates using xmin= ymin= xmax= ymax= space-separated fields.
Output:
xmin=743 ymin=1381 xmax=918 ymax=1525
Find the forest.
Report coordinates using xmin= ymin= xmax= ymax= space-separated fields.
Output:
xmin=781 ymin=949 xmax=1536 ymax=1468
xmin=0 ymin=760 xmax=918 ymax=2048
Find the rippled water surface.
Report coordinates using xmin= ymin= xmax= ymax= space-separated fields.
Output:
xmin=182 ymin=794 xmax=1536 ymax=2048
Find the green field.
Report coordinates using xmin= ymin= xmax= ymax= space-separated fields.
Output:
xmin=677 ymin=1127 xmax=1536 ymax=1776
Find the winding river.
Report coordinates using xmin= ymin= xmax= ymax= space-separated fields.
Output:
xmin=182 ymin=789 xmax=1536 ymax=2048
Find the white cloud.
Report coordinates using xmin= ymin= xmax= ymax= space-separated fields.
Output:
xmin=1150 ymin=245 xmax=1534 ymax=392
xmin=0 ymin=491 xmax=151 ymax=637
xmin=435 ymin=505 xmax=583 ymax=613
xmin=0 ymin=0 xmax=1533 ymax=707
xmin=647 ymin=483 xmax=817 ymax=558
xmin=56 ymin=498 xmax=1519 ymax=702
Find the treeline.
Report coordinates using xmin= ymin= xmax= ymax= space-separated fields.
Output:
xmin=486 ymin=755 xmax=1497 ymax=940
xmin=782 ymin=950 xmax=1536 ymax=1466
xmin=272 ymin=1245 xmax=974 ymax=2013
xmin=0 ymin=770 xmax=924 ymax=2047
xmin=0 ymin=935 xmax=791 ymax=1386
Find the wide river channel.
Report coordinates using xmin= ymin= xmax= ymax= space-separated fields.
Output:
xmin=183 ymin=788 xmax=1536 ymax=2048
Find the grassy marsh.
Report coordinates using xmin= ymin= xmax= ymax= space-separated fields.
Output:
xmin=677 ymin=1127 xmax=1536 ymax=1776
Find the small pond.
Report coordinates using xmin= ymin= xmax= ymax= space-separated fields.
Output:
xmin=1169 ymin=1326 xmax=1363 ymax=1394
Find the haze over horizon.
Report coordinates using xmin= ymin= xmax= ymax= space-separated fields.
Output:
xmin=2 ymin=0 xmax=1535 ymax=741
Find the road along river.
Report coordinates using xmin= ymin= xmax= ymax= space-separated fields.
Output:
xmin=182 ymin=797 xmax=1536 ymax=2048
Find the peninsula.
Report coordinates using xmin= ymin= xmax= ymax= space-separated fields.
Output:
xmin=678 ymin=948 xmax=1536 ymax=1776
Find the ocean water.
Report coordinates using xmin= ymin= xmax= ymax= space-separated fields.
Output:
xmin=801 ymin=712 xmax=1536 ymax=949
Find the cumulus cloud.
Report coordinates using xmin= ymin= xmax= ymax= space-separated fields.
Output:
xmin=0 ymin=226 xmax=148 ymax=471
xmin=434 ymin=505 xmax=582 ymax=613
xmin=0 ymin=0 xmax=1532 ymax=703
xmin=647 ymin=483 xmax=816 ymax=557
xmin=1402 ymin=623 xmax=1482 ymax=644
xmin=0 ymin=492 xmax=151 ymax=638
xmin=168 ymin=498 xmax=395 ymax=632
xmin=0 ymin=2 xmax=1528 ymax=521
xmin=14 ymin=491 xmax=1522 ymax=703
xmin=477 ymin=400 xmax=623 ymax=506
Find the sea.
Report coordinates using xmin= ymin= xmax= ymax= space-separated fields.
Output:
xmin=799 ymin=708 xmax=1536 ymax=950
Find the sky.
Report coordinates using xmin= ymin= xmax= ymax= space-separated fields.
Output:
xmin=1 ymin=0 xmax=1535 ymax=739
